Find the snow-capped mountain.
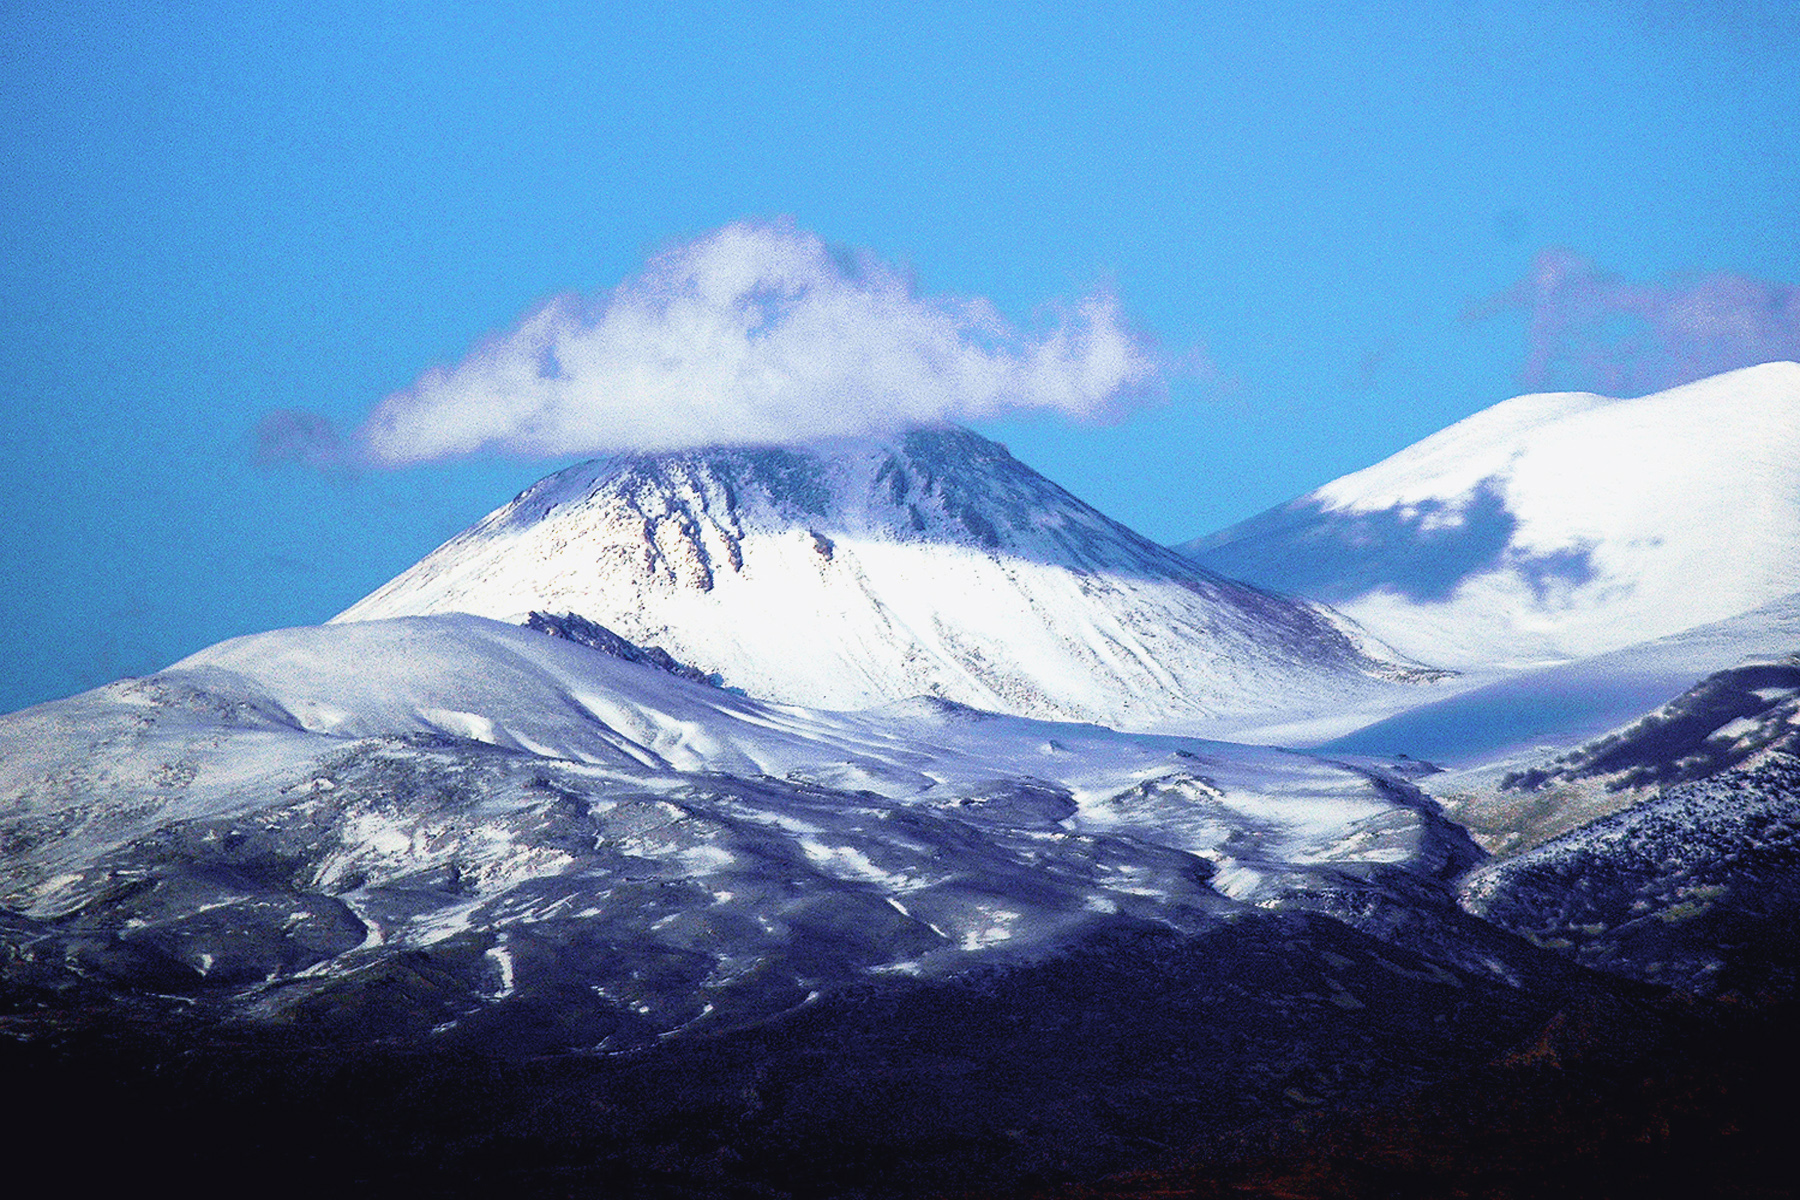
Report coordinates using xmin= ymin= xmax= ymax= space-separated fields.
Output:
xmin=1183 ymin=362 xmax=1800 ymax=671
xmin=0 ymin=613 xmax=1485 ymax=1046
xmin=335 ymin=427 xmax=1433 ymax=731
xmin=8 ymin=424 xmax=1785 ymax=1196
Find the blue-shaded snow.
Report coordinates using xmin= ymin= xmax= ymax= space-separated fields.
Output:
xmin=1315 ymin=668 xmax=1697 ymax=764
xmin=1314 ymin=589 xmax=1800 ymax=766
xmin=1184 ymin=477 xmax=1597 ymax=606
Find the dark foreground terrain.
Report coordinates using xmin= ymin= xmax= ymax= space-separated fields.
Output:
xmin=4 ymin=910 xmax=1793 ymax=1199
xmin=1041 ymin=994 xmax=1799 ymax=1200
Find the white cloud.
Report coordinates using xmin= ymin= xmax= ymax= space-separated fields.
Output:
xmin=353 ymin=220 xmax=1178 ymax=465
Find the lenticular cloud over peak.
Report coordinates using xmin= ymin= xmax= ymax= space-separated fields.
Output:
xmin=357 ymin=221 xmax=1172 ymax=465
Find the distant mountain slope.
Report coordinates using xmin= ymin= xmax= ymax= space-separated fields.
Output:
xmin=1496 ymin=653 xmax=1800 ymax=797
xmin=1433 ymin=646 xmax=1800 ymax=858
xmin=1182 ymin=362 xmax=1800 ymax=670
xmin=335 ymin=427 xmax=1427 ymax=731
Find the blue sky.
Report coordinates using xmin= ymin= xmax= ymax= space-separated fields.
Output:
xmin=3 ymin=0 xmax=1798 ymax=711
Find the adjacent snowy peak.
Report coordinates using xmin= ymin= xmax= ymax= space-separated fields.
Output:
xmin=1182 ymin=362 xmax=1800 ymax=670
xmin=336 ymin=427 xmax=1424 ymax=731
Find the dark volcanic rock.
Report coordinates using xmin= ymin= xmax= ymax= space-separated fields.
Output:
xmin=524 ymin=609 xmax=720 ymax=686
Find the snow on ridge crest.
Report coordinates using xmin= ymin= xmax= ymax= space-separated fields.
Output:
xmin=1313 ymin=361 xmax=1800 ymax=516
xmin=466 ymin=426 xmax=1186 ymax=571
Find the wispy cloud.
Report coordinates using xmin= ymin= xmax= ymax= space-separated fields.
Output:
xmin=253 ymin=408 xmax=355 ymax=479
xmin=1613 ymin=0 xmax=1800 ymax=47
xmin=1475 ymin=248 xmax=1800 ymax=395
xmin=268 ymin=220 xmax=1187 ymax=471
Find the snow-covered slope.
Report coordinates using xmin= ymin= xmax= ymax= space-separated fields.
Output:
xmin=1494 ymin=653 xmax=1800 ymax=796
xmin=335 ymin=427 xmax=1431 ymax=732
xmin=0 ymin=614 xmax=1480 ymax=1043
xmin=1319 ymin=588 xmax=1800 ymax=769
xmin=1432 ymin=646 xmax=1800 ymax=857
xmin=1183 ymin=363 xmax=1800 ymax=670
xmin=1316 ymin=591 xmax=1800 ymax=856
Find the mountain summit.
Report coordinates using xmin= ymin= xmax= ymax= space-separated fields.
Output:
xmin=337 ymin=427 xmax=1423 ymax=729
